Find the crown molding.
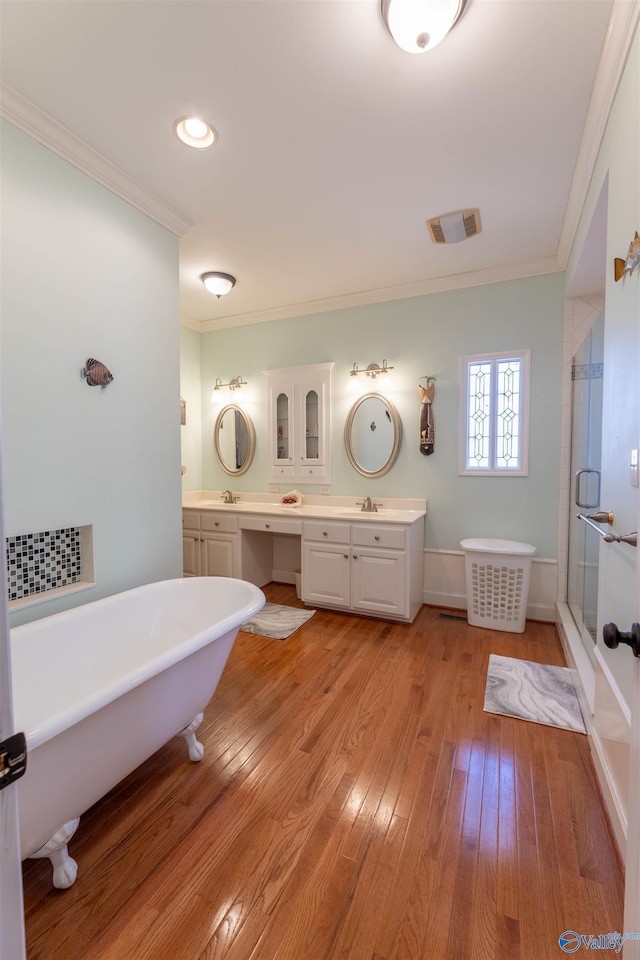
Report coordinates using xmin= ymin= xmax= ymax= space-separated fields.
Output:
xmin=556 ymin=0 xmax=640 ymax=267
xmin=0 ymin=82 xmax=193 ymax=237
xmin=179 ymin=314 xmax=203 ymax=332
xmin=187 ymin=255 xmax=564 ymax=332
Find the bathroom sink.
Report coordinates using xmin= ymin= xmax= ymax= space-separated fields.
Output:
xmin=337 ymin=509 xmax=387 ymax=518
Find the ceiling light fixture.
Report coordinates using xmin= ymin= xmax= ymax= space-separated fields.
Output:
xmin=200 ymin=272 xmax=236 ymax=298
xmin=174 ymin=116 xmax=217 ymax=149
xmin=381 ymin=0 xmax=467 ymax=54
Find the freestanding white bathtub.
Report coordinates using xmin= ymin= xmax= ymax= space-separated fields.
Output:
xmin=11 ymin=576 xmax=264 ymax=889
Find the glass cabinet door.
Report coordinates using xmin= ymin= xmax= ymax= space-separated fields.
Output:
xmin=276 ymin=392 xmax=291 ymax=461
xmin=304 ymin=389 xmax=319 ymax=461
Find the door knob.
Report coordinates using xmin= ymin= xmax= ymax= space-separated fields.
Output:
xmin=602 ymin=622 xmax=640 ymax=658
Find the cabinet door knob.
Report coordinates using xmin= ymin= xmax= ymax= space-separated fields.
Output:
xmin=200 ymin=538 xmax=205 ymax=542
xmin=374 ymin=535 xmax=380 ymax=541
xmin=353 ymin=554 xmax=358 ymax=560
xmin=323 ymin=531 xmax=328 ymax=537
xmin=343 ymin=554 xmax=348 ymax=559
xmin=215 ymin=521 xmax=219 ymax=526
xmin=265 ymin=523 xmax=270 ymax=529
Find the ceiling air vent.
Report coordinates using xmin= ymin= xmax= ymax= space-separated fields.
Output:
xmin=426 ymin=208 xmax=481 ymax=244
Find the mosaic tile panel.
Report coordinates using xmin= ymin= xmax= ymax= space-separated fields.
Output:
xmin=6 ymin=528 xmax=82 ymax=601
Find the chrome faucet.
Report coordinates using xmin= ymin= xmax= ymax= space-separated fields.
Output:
xmin=220 ymin=489 xmax=236 ymax=504
xmin=358 ymin=496 xmax=378 ymax=512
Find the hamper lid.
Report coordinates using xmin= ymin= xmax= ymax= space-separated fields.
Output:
xmin=460 ymin=538 xmax=536 ymax=556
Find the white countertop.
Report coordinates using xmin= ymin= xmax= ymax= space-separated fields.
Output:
xmin=183 ymin=492 xmax=427 ymax=525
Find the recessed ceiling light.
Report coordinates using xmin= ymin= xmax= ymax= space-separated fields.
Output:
xmin=174 ymin=116 xmax=217 ymax=149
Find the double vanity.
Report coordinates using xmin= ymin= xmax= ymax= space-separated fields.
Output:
xmin=183 ymin=494 xmax=427 ymax=623
xmin=192 ymin=363 xmax=426 ymax=622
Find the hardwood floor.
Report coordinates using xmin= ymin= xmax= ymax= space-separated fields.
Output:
xmin=22 ymin=585 xmax=624 ymax=960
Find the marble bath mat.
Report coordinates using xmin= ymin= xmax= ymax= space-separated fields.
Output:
xmin=484 ymin=654 xmax=586 ymax=734
xmin=240 ymin=602 xmax=316 ymax=640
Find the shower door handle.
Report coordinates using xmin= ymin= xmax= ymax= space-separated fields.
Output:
xmin=575 ymin=468 xmax=601 ymax=508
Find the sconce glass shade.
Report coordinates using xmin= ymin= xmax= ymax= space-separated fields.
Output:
xmin=381 ymin=0 xmax=466 ymax=53
xmin=201 ymin=272 xmax=236 ymax=298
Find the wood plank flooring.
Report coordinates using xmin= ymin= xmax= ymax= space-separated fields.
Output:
xmin=22 ymin=586 xmax=624 ymax=960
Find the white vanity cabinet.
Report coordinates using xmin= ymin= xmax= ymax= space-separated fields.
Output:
xmin=350 ymin=523 xmax=407 ymax=619
xmin=301 ymin=521 xmax=351 ymax=609
xmin=182 ymin=510 xmax=238 ymax=579
xmin=264 ymin=363 xmax=333 ymax=484
xmin=302 ymin=518 xmax=423 ymax=622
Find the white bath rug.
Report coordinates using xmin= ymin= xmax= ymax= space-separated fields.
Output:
xmin=484 ymin=654 xmax=586 ymax=734
xmin=240 ymin=603 xmax=316 ymax=640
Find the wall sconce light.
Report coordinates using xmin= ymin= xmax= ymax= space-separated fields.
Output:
xmin=381 ymin=0 xmax=467 ymax=54
xmin=201 ymin=272 xmax=236 ymax=298
xmin=213 ymin=376 xmax=248 ymax=393
xmin=350 ymin=360 xmax=395 ymax=380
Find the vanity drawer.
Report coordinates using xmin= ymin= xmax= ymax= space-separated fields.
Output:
xmin=240 ymin=516 xmax=302 ymax=536
xmin=351 ymin=524 xmax=406 ymax=550
xmin=273 ymin=465 xmax=296 ymax=479
xmin=182 ymin=510 xmax=201 ymax=530
xmin=201 ymin=513 xmax=238 ymax=533
xmin=298 ymin=465 xmax=326 ymax=480
xmin=303 ymin=520 xmax=350 ymax=545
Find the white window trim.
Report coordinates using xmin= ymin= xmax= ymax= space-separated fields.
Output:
xmin=458 ymin=348 xmax=530 ymax=477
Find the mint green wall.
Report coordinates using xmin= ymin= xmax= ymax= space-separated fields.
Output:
xmin=568 ymin=28 xmax=639 ymax=706
xmin=180 ymin=327 xmax=203 ymax=492
xmin=1 ymin=121 xmax=183 ymax=626
xmin=200 ymin=273 xmax=564 ymax=557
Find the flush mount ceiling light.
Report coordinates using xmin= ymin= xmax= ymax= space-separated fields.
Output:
xmin=174 ymin=116 xmax=217 ymax=149
xmin=426 ymin=208 xmax=481 ymax=244
xmin=381 ymin=0 xmax=467 ymax=54
xmin=200 ymin=272 xmax=236 ymax=298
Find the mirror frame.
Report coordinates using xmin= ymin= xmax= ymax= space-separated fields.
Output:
xmin=214 ymin=404 xmax=256 ymax=477
xmin=344 ymin=392 xmax=402 ymax=478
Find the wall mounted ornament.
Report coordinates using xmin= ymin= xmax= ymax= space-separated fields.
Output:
xmin=418 ymin=377 xmax=436 ymax=455
xmin=614 ymin=231 xmax=640 ymax=281
xmin=82 ymin=358 xmax=113 ymax=389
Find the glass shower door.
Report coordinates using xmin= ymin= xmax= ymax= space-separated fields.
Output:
xmin=567 ymin=312 xmax=604 ymax=663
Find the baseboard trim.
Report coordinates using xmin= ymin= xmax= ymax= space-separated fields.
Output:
xmin=422 ymin=591 xmax=555 ymax=622
xmin=590 ymin=727 xmax=628 ymax=861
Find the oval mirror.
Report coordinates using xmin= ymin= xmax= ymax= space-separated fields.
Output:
xmin=344 ymin=393 xmax=402 ymax=478
xmin=214 ymin=404 xmax=256 ymax=476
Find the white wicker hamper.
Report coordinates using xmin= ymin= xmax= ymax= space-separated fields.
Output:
xmin=460 ymin=538 xmax=536 ymax=633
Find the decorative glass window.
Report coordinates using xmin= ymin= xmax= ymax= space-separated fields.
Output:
xmin=459 ymin=350 xmax=530 ymax=476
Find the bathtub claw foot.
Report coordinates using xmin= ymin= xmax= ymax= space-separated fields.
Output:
xmin=179 ymin=712 xmax=205 ymax=761
xmin=30 ymin=818 xmax=80 ymax=889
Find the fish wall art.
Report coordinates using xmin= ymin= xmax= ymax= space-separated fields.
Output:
xmin=82 ymin=358 xmax=114 ymax=389
xmin=418 ymin=378 xmax=436 ymax=456
xmin=614 ymin=231 xmax=640 ymax=282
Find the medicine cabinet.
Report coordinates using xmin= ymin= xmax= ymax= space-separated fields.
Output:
xmin=264 ymin=363 xmax=333 ymax=484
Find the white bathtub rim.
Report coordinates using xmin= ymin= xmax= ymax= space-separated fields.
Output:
xmin=12 ymin=577 xmax=265 ymax=751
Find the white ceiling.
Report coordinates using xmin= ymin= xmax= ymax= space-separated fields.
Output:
xmin=0 ymin=0 xmax=624 ymax=330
